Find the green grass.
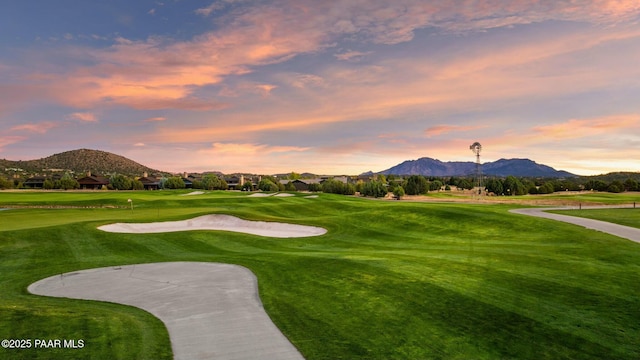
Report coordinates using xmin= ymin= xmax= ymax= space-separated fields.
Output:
xmin=1 ymin=191 xmax=639 ymax=359
xmin=512 ymin=192 xmax=640 ymax=205
xmin=552 ymin=207 xmax=640 ymax=229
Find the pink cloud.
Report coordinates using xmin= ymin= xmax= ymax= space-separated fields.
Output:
xmin=254 ymin=84 xmax=277 ymax=96
xmin=0 ymin=135 xmax=26 ymax=149
xmin=9 ymin=1 xmax=640 ymax=114
xmin=68 ymin=112 xmax=98 ymax=122
xmin=10 ymin=121 xmax=59 ymax=134
xmin=207 ymin=142 xmax=310 ymax=155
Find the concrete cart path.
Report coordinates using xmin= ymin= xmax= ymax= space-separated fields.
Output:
xmin=509 ymin=206 xmax=640 ymax=244
xmin=28 ymin=262 xmax=305 ymax=360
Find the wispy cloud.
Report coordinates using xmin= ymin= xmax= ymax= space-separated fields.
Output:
xmin=207 ymin=142 xmax=310 ymax=155
xmin=334 ymin=50 xmax=372 ymax=61
xmin=0 ymin=135 xmax=26 ymax=149
xmin=68 ymin=112 xmax=98 ymax=122
xmin=10 ymin=121 xmax=59 ymax=134
xmin=195 ymin=2 xmax=224 ymax=17
xmin=532 ymin=114 xmax=640 ymax=140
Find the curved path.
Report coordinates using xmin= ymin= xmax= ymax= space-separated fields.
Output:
xmin=509 ymin=206 xmax=640 ymax=244
xmin=29 ymin=262 xmax=305 ymax=360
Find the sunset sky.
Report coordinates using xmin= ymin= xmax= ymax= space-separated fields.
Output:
xmin=1 ymin=1 xmax=640 ymax=175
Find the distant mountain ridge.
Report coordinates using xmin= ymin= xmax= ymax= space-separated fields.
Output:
xmin=378 ymin=157 xmax=575 ymax=177
xmin=1 ymin=149 xmax=160 ymax=176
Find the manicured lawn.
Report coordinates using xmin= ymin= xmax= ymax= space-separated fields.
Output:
xmin=1 ymin=191 xmax=639 ymax=359
xmin=552 ymin=207 xmax=640 ymax=229
xmin=530 ymin=192 xmax=640 ymax=205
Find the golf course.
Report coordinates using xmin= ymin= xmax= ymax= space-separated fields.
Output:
xmin=1 ymin=190 xmax=639 ymax=359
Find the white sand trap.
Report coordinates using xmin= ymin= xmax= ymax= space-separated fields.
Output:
xmin=247 ymin=192 xmax=273 ymax=197
xmin=98 ymin=214 xmax=326 ymax=238
xmin=304 ymin=195 xmax=319 ymax=199
xmin=274 ymin=193 xmax=295 ymax=197
xmin=180 ymin=191 xmax=205 ymax=196
xmin=28 ymin=262 xmax=304 ymax=360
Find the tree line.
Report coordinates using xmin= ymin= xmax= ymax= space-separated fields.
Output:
xmin=2 ymin=172 xmax=639 ymax=196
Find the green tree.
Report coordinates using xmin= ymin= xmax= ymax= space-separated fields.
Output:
xmin=43 ymin=178 xmax=55 ymax=190
xmin=537 ymin=182 xmax=555 ymax=194
xmin=241 ymin=180 xmax=253 ymax=191
xmin=607 ymin=180 xmax=624 ymax=193
xmin=584 ymin=179 xmax=608 ymax=191
xmin=58 ymin=173 xmax=79 ymax=190
xmin=393 ymin=185 xmax=405 ymax=199
xmin=361 ymin=180 xmax=387 ymax=198
xmin=429 ymin=180 xmax=443 ymax=191
xmin=322 ymin=178 xmax=355 ymax=195
xmin=201 ymin=174 xmax=226 ymax=190
xmin=110 ymin=174 xmax=132 ymax=190
xmin=258 ymin=178 xmax=279 ymax=192
xmin=131 ymin=179 xmax=144 ymax=190
xmin=404 ymin=175 xmax=428 ymax=195
xmin=624 ymin=178 xmax=639 ymax=191
xmin=164 ymin=176 xmax=186 ymax=189
xmin=484 ymin=178 xmax=503 ymax=195
xmin=307 ymin=183 xmax=322 ymax=192
xmin=456 ymin=178 xmax=473 ymax=190
xmin=285 ymin=181 xmax=296 ymax=191
xmin=0 ymin=176 xmax=13 ymax=189
xmin=503 ymin=176 xmax=526 ymax=196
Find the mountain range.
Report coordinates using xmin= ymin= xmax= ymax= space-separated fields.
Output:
xmin=2 ymin=149 xmax=576 ymax=178
xmin=377 ymin=157 xmax=576 ymax=178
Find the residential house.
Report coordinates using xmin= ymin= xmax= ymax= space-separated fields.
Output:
xmin=77 ymin=173 xmax=110 ymax=190
xmin=139 ymin=173 xmax=161 ymax=190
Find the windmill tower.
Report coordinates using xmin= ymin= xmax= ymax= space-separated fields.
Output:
xmin=469 ymin=142 xmax=482 ymax=195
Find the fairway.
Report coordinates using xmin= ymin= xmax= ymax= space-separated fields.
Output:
xmin=1 ymin=191 xmax=639 ymax=359
xmin=551 ymin=207 xmax=640 ymax=229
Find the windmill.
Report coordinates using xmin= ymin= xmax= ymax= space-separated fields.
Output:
xmin=469 ymin=142 xmax=482 ymax=195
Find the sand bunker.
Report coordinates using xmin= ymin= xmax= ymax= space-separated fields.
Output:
xmin=274 ymin=193 xmax=295 ymax=197
xmin=247 ymin=192 xmax=273 ymax=197
xmin=28 ymin=262 xmax=304 ymax=360
xmin=98 ymin=214 xmax=326 ymax=238
xmin=180 ymin=191 xmax=205 ymax=196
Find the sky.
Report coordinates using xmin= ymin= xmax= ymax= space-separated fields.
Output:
xmin=1 ymin=1 xmax=640 ymax=176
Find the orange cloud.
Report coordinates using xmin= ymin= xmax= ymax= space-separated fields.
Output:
xmin=532 ymin=114 xmax=640 ymax=140
xmin=12 ymin=0 xmax=640 ymax=114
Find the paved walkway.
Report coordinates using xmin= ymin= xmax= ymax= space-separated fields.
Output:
xmin=28 ymin=262 xmax=305 ymax=360
xmin=509 ymin=205 xmax=640 ymax=244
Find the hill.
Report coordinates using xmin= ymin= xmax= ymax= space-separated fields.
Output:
xmin=1 ymin=149 xmax=161 ymax=176
xmin=378 ymin=157 xmax=575 ymax=177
